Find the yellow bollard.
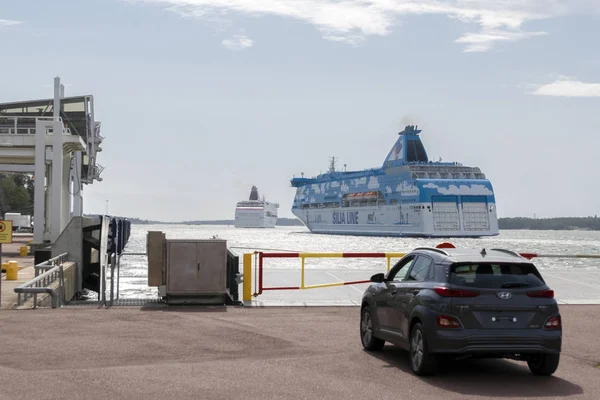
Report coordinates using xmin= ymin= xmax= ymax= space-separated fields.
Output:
xmin=6 ymin=261 xmax=19 ymax=280
xmin=20 ymin=246 xmax=28 ymax=257
xmin=243 ymin=253 xmax=252 ymax=302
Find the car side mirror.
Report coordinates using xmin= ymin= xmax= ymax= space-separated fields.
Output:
xmin=370 ymin=273 xmax=385 ymax=283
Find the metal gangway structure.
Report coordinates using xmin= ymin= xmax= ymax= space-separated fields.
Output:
xmin=0 ymin=76 xmax=104 ymax=246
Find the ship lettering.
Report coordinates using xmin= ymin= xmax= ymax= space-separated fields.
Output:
xmin=333 ymin=211 xmax=359 ymax=224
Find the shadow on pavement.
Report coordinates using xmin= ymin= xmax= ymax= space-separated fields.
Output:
xmin=368 ymin=345 xmax=584 ymax=398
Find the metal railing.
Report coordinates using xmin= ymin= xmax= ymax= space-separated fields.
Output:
xmin=105 ymin=251 xmax=147 ymax=306
xmin=14 ymin=252 xmax=69 ymax=308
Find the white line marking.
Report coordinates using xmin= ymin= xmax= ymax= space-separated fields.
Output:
xmin=326 ymin=271 xmax=365 ymax=294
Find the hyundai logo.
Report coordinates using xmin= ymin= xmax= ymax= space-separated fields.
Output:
xmin=497 ymin=292 xmax=512 ymax=300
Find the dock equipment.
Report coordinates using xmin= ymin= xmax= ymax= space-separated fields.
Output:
xmin=15 ymin=214 xmax=132 ymax=307
xmin=146 ymin=231 xmax=241 ymax=305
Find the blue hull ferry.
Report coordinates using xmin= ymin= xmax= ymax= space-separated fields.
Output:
xmin=290 ymin=125 xmax=499 ymax=237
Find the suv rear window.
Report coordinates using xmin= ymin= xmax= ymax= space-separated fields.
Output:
xmin=448 ymin=262 xmax=546 ymax=289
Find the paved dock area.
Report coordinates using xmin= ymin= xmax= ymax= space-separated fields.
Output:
xmin=0 ymin=234 xmax=34 ymax=310
xmin=0 ymin=305 xmax=598 ymax=400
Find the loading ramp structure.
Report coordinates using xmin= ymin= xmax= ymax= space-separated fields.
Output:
xmin=0 ymin=76 xmax=104 ymax=247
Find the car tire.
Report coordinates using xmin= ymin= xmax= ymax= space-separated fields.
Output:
xmin=360 ymin=307 xmax=385 ymax=351
xmin=527 ymin=353 xmax=560 ymax=376
xmin=409 ymin=323 xmax=438 ymax=376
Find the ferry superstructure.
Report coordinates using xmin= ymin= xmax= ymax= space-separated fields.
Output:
xmin=234 ymin=186 xmax=279 ymax=228
xmin=290 ymin=125 xmax=498 ymax=237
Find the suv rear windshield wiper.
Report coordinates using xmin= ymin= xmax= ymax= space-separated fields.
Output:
xmin=500 ymin=282 xmax=531 ymax=288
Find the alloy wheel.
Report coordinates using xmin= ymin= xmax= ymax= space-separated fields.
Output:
xmin=411 ymin=329 xmax=424 ymax=370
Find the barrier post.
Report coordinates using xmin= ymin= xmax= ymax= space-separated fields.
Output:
xmin=243 ymin=253 xmax=252 ymax=302
xmin=386 ymin=256 xmax=391 ymax=272
xmin=301 ymin=256 xmax=306 ymax=289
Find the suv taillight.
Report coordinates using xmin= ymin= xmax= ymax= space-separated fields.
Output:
xmin=527 ymin=290 xmax=554 ymax=298
xmin=545 ymin=315 xmax=561 ymax=330
xmin=434 ymin=287 xmax=479 ymax=297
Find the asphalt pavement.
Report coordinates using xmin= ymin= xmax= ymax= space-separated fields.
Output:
xmin=0 ymin=305 xmax=598 ymax=400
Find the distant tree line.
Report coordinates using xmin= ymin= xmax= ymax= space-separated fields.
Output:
xmin=498 ymin=216 xmax=600 ymax=231
xmin=129 ymin=216 xmax=600 ymax=231
xmin=0 ymin=173 xmax=34 ymax=217
xmin=3 ymin=174 xmax=596 ymax=232
xmin=128 ymin=217 xmax=305 ymax=226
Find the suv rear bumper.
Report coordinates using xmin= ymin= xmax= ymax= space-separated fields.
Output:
xmin=430 ymin=329 xmax=562 ymax=355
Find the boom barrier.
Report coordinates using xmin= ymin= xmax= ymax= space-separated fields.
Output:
xmin=242 ymin=252 xmax=405 ymax=301
xmin=241 ymin=248 xmax=600 ymax=303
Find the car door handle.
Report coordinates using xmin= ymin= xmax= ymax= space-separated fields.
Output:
xmin=390 ymin=288 xmax=398 ymax=295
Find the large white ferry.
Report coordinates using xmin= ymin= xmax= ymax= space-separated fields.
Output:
xmin=290 ymin=125 xmax=499 ymax=237
xmin=234 ymin=186 xmax=279 ymax=228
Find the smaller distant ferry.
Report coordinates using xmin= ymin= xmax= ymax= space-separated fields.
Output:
xmin=234 ymin=186 xmax=279 ymax=228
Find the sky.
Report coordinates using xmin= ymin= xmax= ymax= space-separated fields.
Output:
xmin=1 ymin=0 xmax=599 ymax=221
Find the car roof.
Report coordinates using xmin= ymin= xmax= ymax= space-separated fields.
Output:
xmin=410 ymin=247 xmax=531 ymax=264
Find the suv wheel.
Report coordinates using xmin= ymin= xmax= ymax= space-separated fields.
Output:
xmin=360 ymin=307 xmax=384 ymax=351
xmin=409 ymin=323 xmax=438 ymax=376
xmin=527 ymin=353 xmax=560 ymax=376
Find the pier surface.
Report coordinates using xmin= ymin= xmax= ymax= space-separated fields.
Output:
xmin=0 ymin=234 xmax=34 ymax=310
xmin=0 ymin=305 xmax=598 ymax=400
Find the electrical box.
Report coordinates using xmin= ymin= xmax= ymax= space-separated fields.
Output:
xmin=165 ymin=239 xmax=228 ymax=302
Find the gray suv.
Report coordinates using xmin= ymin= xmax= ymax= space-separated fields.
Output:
xmin=359 ymin=246 xmax=561 ymax=376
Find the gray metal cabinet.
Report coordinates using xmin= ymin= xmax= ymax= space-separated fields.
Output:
xmin=166 ymin=239 xmax=227 ymax=295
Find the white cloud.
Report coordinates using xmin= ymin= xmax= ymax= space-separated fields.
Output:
xmin=340 ymin=182 xmax=350 ymax=192
xmin=397 ymin=182 xmax=420 ymax=196
xmin=528 ymin=78 xmax=600 ymax=98
xmin=423 ymin=182 xmax=439 ymax=189
xmin=311 ymin=184 xmax=321 ymax=194
xmin=127 ymin=1 xmax=596 ymax=52
xmin=367 ymin=177 xmax=380 ymax=190
xmin=221 ymin=33 xmax=252 ymax=50
xmin=330 ymin=181 xmax=340 ymax=188
xmin=0 ymin=19 xmax=22 ymax=27
xmin=455 ymin=30 xmax=547 ymax=53
xmin=355 ymin=177 xmax=367 ymax=186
